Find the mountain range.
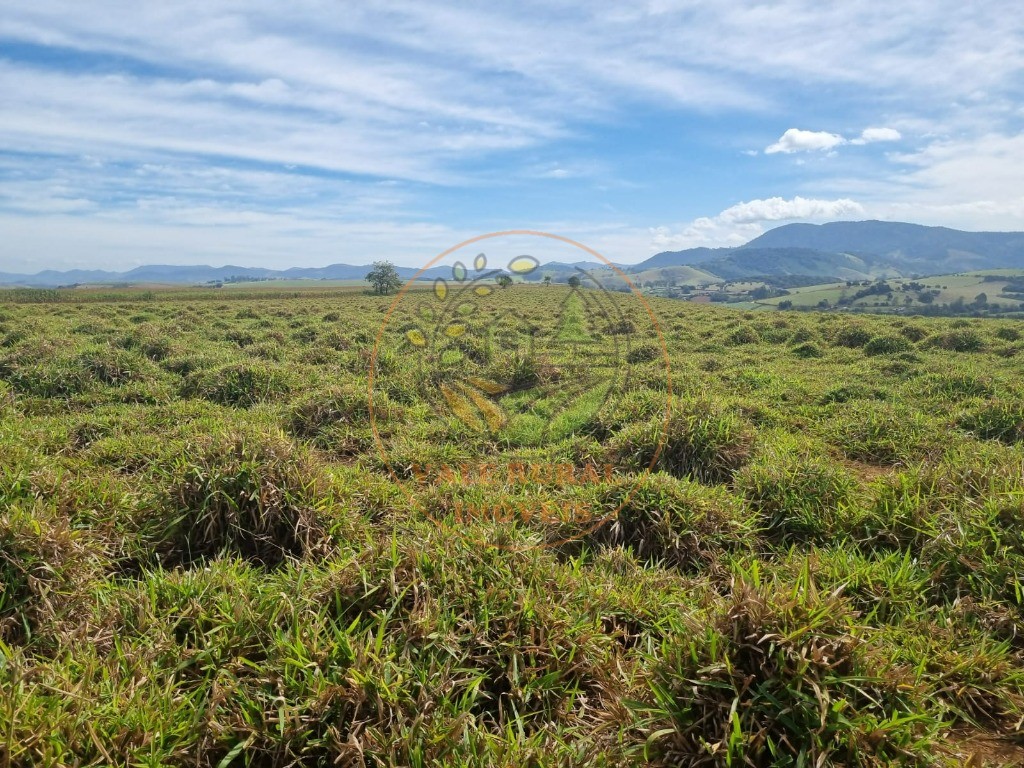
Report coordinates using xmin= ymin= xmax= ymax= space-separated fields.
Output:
xmin=634 ymin=220 xmax=1024 ymax=281
xmin=3 ymin=221 xmax=1024 ymax=287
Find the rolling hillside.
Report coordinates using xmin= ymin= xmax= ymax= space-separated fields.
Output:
xmin=744 ymin=220 xmax=1024 ymax=271
xmin=636 ymin=220 xmax=1024 ymax=281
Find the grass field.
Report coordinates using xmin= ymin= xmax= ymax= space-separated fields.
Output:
xmin=756 ymin=271 xmax=1024 ymax=312
xmin=2 ymin=284 xmax=1024 ymax=766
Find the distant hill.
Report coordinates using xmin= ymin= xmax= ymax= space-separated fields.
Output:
xmin=698 ymin=247 xmax=898 ymax=281
xmin=742 ymin=220 xmax=1024 ymax=272
xmin=0 ymin=259 xmax=618 ymax=288
xmin=627 ymin=247 xmax=731 ymax=269
xmin=0 ymin=262 xmax=453 ymax=288
xmin=5 ymin=221 xmax=1024 ymax=288
xmin=632 ymin=245 xmax=888 ymax=281
xmin=635 ymin=220 xmax=1024 ymax=281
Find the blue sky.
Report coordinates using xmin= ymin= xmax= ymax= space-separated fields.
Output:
xmin=1 ymin=1 xmax=1023 ymax=272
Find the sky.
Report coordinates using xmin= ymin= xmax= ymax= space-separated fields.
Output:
xmin=1 ymin=1 xmax=1023 ymax=272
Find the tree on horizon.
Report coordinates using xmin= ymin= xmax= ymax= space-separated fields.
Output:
xmin=365 ymin=260 xmax=402 ymax=295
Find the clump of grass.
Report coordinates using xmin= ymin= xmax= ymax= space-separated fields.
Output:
xmin=605 ymin=317 xmax=635 ymax=335
xmin=225 ymin=328 xmax=256 ymax=347
xmin=787 ymin=326 xmax=817 ymax=344
xmin=153 ymin=431 xmax=333 ymax=567
xmin=779 ymin=549 xmax=932 ymax=626
xmin=288 ymin=384 xmax=376 ymax=437
xmin=486 ymin=350 xmax=558 ymax=391
xmin=160 ymin=351 xmax=218 ymax=377
xmin=737 ymin=441 xmax=861 ymax=544
xmin=247 ymin=341 xmax=283 ymax=361
xmin=292 ymin=326 xmax=318 ymax=344
xmin=0 ymin=380 xmax=13 ymax=411
xmin=0 ymin=342 xmax=93 ymax=398
xmin=581 ymin=388 xmax=666 ymax=440
xmin=899 ymin=324 xmax=929 ymax=342
xmin=864 ymin=334 xmax=912 ymax=356
xmin=607 ymin=398 xmax=754 ymax=484
xmin=643 ymin=570 xmax=933 ymax=766
xmin=286 ymin=383 xmax=399 ymax=456
xmin=791 ymin=340 xmax=824 ymax=358
xmin=116 ymin=327 xmax=174 ymax=360
xmin=831 ymin=325 xmax=873 ymax=348
xmin=0 ymin=501 xmax=109 ymax=646
xmin=924 ymin=370 xmax=995 ymax=400
xmin=183 ymin=362 xmax=291 ymax=407
xmin=958 ymin=399 xmax=1024 ymax=444
xmin=994 ymin=326 xmax=1020 ymax=342
xmin=819 ymin=383 xmax=886 ymax=404
xmin=924 ymin=329 xmax=986 ymax=353
xmin=726 ymin=325 xmax=760 ymax=345
xmin=588 ymin=472 xmax=754 ymax=571
xmin=625 ymin=343 xmax=661 ymax=363
xmin=829 ymin=402 xmax=936 ymax=465
xmin=78 ymin=345 xmax=151 ymax=386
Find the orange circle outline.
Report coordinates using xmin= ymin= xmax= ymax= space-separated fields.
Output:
xmin=368 ymin=230 xmax=672 ymax=552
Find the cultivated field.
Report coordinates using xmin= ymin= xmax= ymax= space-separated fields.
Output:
xmin=2 ymin=285 xmax=1024 ymax=766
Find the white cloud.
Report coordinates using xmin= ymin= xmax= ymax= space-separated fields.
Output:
xmin=765 ymin=129 xmax=847 ymax=154
xmin=717 ymin=196 xmax=865 ymax=223
xmin=648 ymin=196 xmax=865 ymax=252
xmin=851 ymin=127 xmax=902 ymax=145
xmin=861 ymin=132 xmax=1024 ymax=229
